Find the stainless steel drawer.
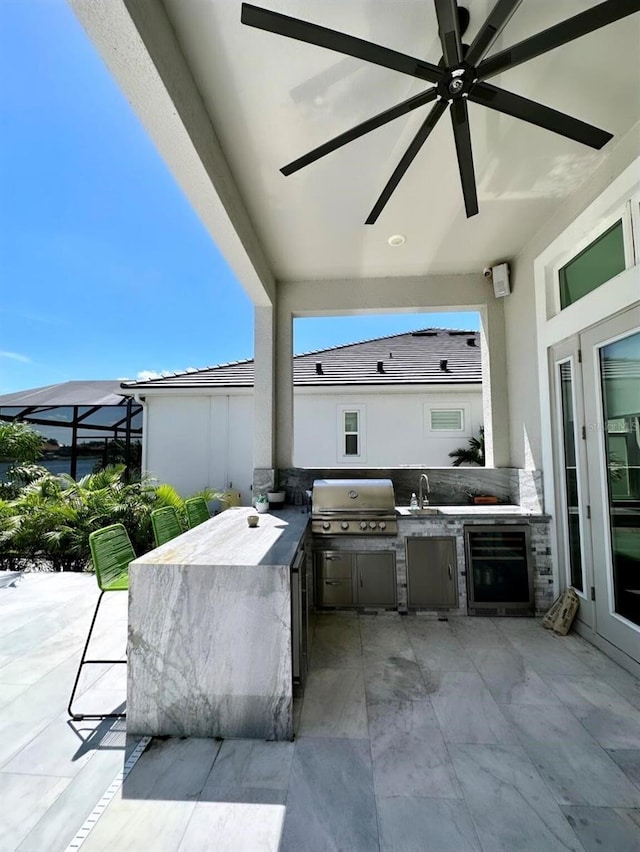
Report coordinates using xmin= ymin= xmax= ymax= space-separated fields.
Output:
xmin=318 ymin=577 xmax=353 ymax=606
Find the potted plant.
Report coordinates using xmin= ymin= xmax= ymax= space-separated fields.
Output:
xmin=255 ymin=493 xmax=269 ymax=513
xmin=266 ymin=480 xmax=286 ymax=507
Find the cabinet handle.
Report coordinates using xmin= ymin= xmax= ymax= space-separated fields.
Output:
xmin=326 ymin=555 xmax=340 ymax=561
xmin=448 ymin=564 xmax=452 ymax=580
xmin=359 ymin=568 xmax=363 ymax=587
xmin=325 ymin=580 xmax=342 ymax=586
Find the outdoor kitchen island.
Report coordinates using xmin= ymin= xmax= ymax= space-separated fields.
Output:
xmin=126 ymin=506 xmax=309 ymax=741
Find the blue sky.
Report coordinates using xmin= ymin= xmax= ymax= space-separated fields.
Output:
xmin=0 ymin=1 xmax=479 ymax=397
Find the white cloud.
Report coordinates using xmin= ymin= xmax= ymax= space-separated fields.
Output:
xmin=0 ymin=350 xmax=31 ymax=363
xmin=136 ymin=369 xmax=164 ymax=381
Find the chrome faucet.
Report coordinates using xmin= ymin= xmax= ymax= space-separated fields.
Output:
xmin=418 ymin=473 xmax=430 ymax=508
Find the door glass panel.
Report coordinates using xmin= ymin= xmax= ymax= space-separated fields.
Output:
xmin=559 ymin=220 xmax=625 ymax=309
xmin=559 ymin=361 xmax=583 ymax=591
xmin=599 ymin=331 xmax=640 ymax=626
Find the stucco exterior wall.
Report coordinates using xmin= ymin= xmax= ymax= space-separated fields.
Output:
xmin=294 ymin=386 xmax=482 ymax=467
xmin=505 ymin=123 xmax=640 ymax=470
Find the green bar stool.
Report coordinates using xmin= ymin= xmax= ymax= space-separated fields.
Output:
xmin=67 ymin=523 xmax=133 ymax=721
xmin=185 ymin=496 xmax=210 ymax=529
xmin=151 ymin=506 xmax=183 ymax=547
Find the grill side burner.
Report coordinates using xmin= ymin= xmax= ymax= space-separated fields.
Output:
xmin=311 ymin=478 xmax=398 ymax=535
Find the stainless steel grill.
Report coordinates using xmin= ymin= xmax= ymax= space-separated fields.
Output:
xmin=311 ymin=478 xmax=397 ymax=535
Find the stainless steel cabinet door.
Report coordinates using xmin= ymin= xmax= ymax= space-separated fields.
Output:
xmin=406 ymin=537 xmax=457 ymax=608
xmin=315 ymin=552 xmax=353 ymax=606
xmin=355 ymin=552 xmax=396 ymax=607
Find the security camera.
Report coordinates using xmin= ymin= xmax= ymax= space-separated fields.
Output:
xmin=483 ymin=267 xmax=492 ymax=278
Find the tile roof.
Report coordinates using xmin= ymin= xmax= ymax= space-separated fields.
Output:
xmin=0 ymin=380 xmax=132 ymax=407
xmin=121 ymin=328 xmax=481 ymax=390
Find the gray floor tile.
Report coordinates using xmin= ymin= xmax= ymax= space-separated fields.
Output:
xmin=472 ymin=646 xmax=564 ymax=705
xmin=430 ymin=671 xmax=519 ymax=744
xmin=504 ymin=703 xmax=640 ymax=807
xmin=448 ymin=616 xmax=506 ymax=649
xmin=363 ymin=655 xmax=428 ymax=703
xmin=500 ymin=632 xmax=592 ymax=677
xmin=563 ymin=806 xmax=640 ymax=852
xmin=360 ymin=615 xmax=414 ymax=661
xmin=543 ymin=675 xmax=640 ymax=749
xmin=280 ymin=737 xmax=378 ymax=852
xmin=15 ymin=742 xmax=128 ymax=852
xmin=298 ymin=667 xmax=368 ymax=738
xmin=80 ymin=799 xmax=196 ymax=852
xmin=0 ymin=772 xmax=70 ymax=852
xmin=122 ymin=736 xmax=220 ymax=800
xmin=310 ymin=612 xmax=362 ymax=669
xmin=607 ymin=749 xmax=640 ymax=788
xmin=449 ymin=742 xmax=584 ymax=851
xmin=368 ymin=698 xmax=461 ymax=798
xmin=405 ymin=619 xmax=476 ymax=672
xmin=377 ymin=796 xmax=481 ymax=852
xmin=177 ymin=799 xmax=285 ymax=852
xmin=202 ymin=738 xmax=294 ymax=792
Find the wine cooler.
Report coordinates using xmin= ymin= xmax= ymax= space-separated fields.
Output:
xmin=464 ymin=525 xmax=534 ymax=616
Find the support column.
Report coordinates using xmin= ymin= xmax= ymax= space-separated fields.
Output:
xmin=479 ymin=302 xmax=511 ymax=467
xmin=275 ymin=300 xmax=294 ymax=470
xmin=253 ymin=305 xmax=276 ymax=495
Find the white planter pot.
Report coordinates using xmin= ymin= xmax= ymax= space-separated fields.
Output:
xmin=255 ymin=502 xmax=269 ymax=514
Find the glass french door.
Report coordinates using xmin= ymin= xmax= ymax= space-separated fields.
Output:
xmin=582 ymin=310 xmax=640 ymax=662
xmin=551 ymin=338 xmax=593 ymax=630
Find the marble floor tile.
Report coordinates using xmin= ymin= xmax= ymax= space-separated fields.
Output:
xmin=310 ymin=614 xmax=362 ymax=669
xmin=368 ymin=698 xmax=461 ymax=798
xmin=202 ymin=738 xmax=294 ymax=792
xmin=0 ymin=681 xmax=28 ymax=709
xmin=449 ymin=742 xmax=584 ymax=851
xmin=3 ymin=710 xmax=122 ymax=778
xmin=0 ymin=772 xmax=70 ymax=852
xmin=363 ymin=655 xmax=428 ymax=703
xmin=472 ymin=647 xmax=564 ymax=705
xmin=121 ymin=737 xmax=220 ymax=801
xmin=500 ymin=632 xmax=592 ymax=677
xmin=377 ymin=796 xmax=481 ymax=852
xmin=405 ymin=619 xmax=476 ymax=672
xmin=504 ymin=703 xmax=640 ymax=807
xmin=359 ymin=615 xmax=414 ymax=661
xmin=430 ymin=671 xmax=518 ymax=744
xmin=15 ymin=744 xmax=128 ymax=852
xmin=177 ymin=799 xmax=286 ymax=852
xmin=298 ymin=667 xmax=368 ymax=738
xmin=606 ymin=749 xmax=640 ymax=788
xmin=448 ymin=616 xmax=506 ymax=649
xmin=80 ymin=799 xmax=196 ymax=852
xmin=543 ymin=675 xmax=640 ymax=749
xmin=572 ymin=653 xmax=640 ymax=711
xmin=280 ymin=737 xmax=378 ymax=852
xmin=562 ymin=806 xmax=640 ymax=852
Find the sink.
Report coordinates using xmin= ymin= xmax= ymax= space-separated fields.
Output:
xmin=397 ymin=506 xmax=441 ymax=516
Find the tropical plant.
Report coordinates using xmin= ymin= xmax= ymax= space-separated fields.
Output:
xmin=0 ymin=421 xmax=47 ymax=499
xmin=448 ymin=427 xmax=485 ymax=467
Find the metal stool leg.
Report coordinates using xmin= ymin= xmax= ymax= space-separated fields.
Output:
xmin=68 ymin=591 xmax=127 ymax=721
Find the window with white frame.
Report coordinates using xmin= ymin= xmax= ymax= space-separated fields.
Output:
xmin=341 ymin=409 xmax=360 ymax=457
xmin=429 ymin=408 xmax=464 ymax=431
xmin=558 ymin=219 xmax=626 ymax=309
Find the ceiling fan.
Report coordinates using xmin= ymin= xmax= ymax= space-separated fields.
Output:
xmin=241 ymin=0 xmax=639 ymax=221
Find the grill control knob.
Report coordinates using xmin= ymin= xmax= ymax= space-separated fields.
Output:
xmin=379 ymin=521 xmax=386 ymax=530
xmin=359 ymin=521 xmax=368 ymax=530
xmin=369 ymin=520 xmax=377 ymax=529
xmin=341 ymin=521 xmax=349 ymax=531
xmin=322 ymin=521 xmax=331 ymax=531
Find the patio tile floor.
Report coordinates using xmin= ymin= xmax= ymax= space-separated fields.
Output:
xmin=1 ymin=573 xmax=639 ymax=851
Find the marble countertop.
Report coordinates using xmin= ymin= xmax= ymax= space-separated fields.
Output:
xmin=132 ymin=506 xmax=309 ymax=570
xmin=395 ymin=505 xmax=544 ymax=517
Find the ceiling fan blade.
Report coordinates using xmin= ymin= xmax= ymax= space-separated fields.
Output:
xmin=478 ymin=0 xmax=640 ymax=80
xmin=470 ymin=82 xmax=613 ymax=149
xmin=365 ymin=100 xmax=448 ymax=224
xmin=434 ymin=0 xmax=463 ymax=66
xmin=241 ymin=3 xmax=443 ymax=84
xmin=450 ymin=99 xmax=478 ymax=218
xmin=282 ymin=89 xmax=438 ymax=176
xmin=464 ymin=0 xmax=522 ymax=67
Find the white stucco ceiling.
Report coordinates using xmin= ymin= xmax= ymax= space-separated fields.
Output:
xmin=155 ymin=0 xmax=639 ymax=282
xmin=72 ymin=1 xmax=640 ymax=292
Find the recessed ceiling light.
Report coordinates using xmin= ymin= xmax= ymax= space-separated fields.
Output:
xmin=388 ymin=234 xmax=406 ymax=247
